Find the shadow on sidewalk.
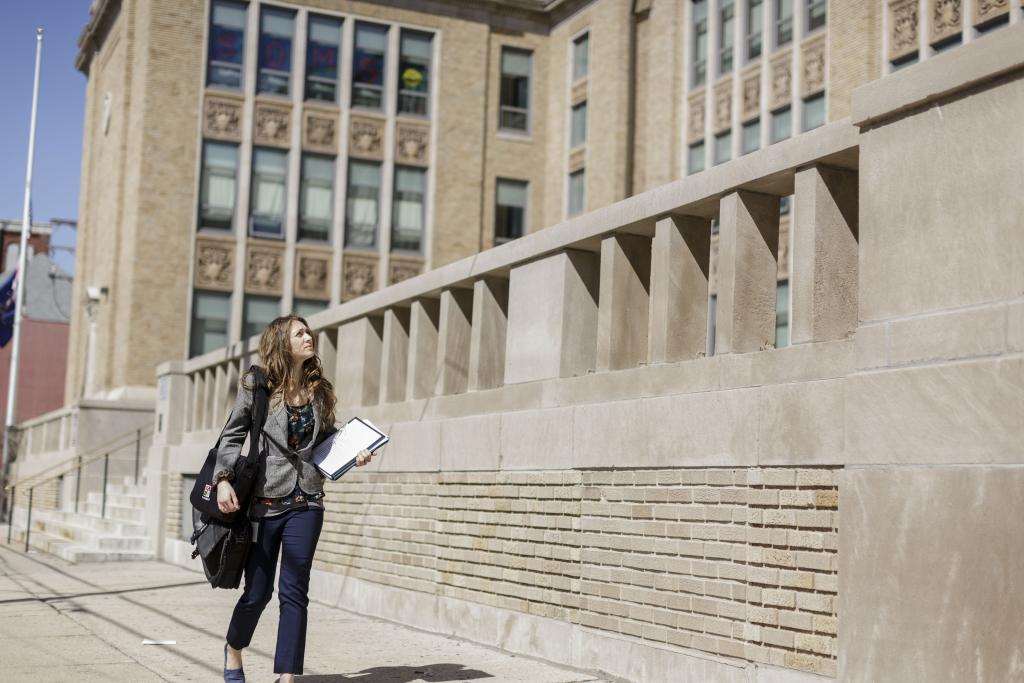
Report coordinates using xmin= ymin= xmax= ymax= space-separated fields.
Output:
xmin=299 ymin=663 xmax=493 ymax=682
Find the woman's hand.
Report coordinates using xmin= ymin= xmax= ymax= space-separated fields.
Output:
xmin=217 ymin=480 xmax=240 ymax=513
xmin=355 ymin=448 xmax=374 ymax=467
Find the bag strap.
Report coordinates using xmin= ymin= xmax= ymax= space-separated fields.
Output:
xmin=247 ymin=364 xmax=271 ymax=456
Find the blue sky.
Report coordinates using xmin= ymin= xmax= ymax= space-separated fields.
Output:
xmin=0 ymin=2 xmax=92 ymax=274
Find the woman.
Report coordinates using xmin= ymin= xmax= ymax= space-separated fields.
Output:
xmin=214 ymin=315 xmax=373 ymax=683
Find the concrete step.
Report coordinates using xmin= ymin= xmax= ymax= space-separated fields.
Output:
xmin=78 ymin=501 xmax=146 ymax=522
xmin=46 ymin=510 xmax=147 ymax=535
xmin=55 ymin=547 xmax=154 ymax=563
xmin=34 ymin=515 xmax=148 ymax=541
xmin=10 ymin=525 xmax=154 ymax=563
xmin=84 ymin=490 xmax=147 ymax=508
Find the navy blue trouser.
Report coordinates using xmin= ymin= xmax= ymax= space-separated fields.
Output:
xmin=226 ymin=507 xmax=324 ymax=675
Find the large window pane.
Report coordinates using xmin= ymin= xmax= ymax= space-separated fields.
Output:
xmin=391 ymin=166 xmax=426 ymax=252
xmin=688 ymin=141 xmax=706 ymax=174
xmin=250 ymin=148 xmax=288 ymax=237
xmin=190 ymin=290 xmax=230 ymax=357
xmin=243 ymin=295 xmax=280 ymax=340
xmin=770 ymin=106 xmax=791 ymax=143
xmin=692 ymin=0 xmax=708 ymax=87
xmin=747 ymin=0 xmax=763 ymax=60
xmin=775 ymin=0 xmax=793 ymax=47
xmin=398 ymin=30 xmax=433 ymax=116
xmin=775 ymin=280 xmax=790 ymax=348
xmin=352 ymin=22 xmax=388 ymax=110
xmin=207 ymin=0 xmax=247 ymax=89
xmin=806 ymin=0 xmax=827 ymax=33
xmin=568 ymin=169 xmax=585 ymax=216
xmin=257 ymin=7 xmax=295 ymax=95
xmin=719 ymin=0 xmax=735 ymax=74
xmin=714 ymin=131 xmax=732 ymax=165
xmin=345 ymin=160 xmax=381 ymax=248
xmin=500 ymin=48 xmax=531 ymax=132
xmin=199 ymin=141 xmax=238 ymax=230
xmin=572 ymin=33 xmax=589 ymax=81
xmin=305 ymin=15 xmax=341 ymax=102
xmin=495 ymin=178 xmax=527 ymax=243
xmin=294 ymin=298 xmax=327 ymax=318
xmin=570 ymin=102 xmax=587 ymax=148
xmin=802 ymin=93 xmax=825 ymax=131
xmin=299 ymin=154 xmax=334 ymax=242
xmin=742 ymin=118 xmax=761 ymax=155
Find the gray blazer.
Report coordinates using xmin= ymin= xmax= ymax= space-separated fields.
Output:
xmin=214 ymin=370 xmax=334 ymax=498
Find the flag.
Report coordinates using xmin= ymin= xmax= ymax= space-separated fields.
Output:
xmin=0 ymin=270 xmax=16 ymax=348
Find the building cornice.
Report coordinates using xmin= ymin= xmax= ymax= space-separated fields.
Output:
xmin=75 ymin=0 xmax=121 ymax=75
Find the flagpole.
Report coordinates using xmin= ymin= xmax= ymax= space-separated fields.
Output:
xmin=2 ymin=28 xmax=44 ymax=491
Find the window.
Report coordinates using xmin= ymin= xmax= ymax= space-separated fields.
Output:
xmin=806 ymin=0 xmax=827 ymax=33
xmin=500 ymin=48 xmax=532 ymax=132
xmin=802 ymin=93 xmax=825 ymax=131
xmin=495 ymin=179 xmax=527 ymax=243
xmin=190 ymin=290 xmax=230 ymax=357
xmin=691 ymin=0 xmax=708 ymax=87
xmin=572 ymin=32 xmax=589 ymax=81
xmin=344 ymin=160 xmax=381 ymax=248
xmin=688 ymin=141 xmax=706 ymax=174
xmin=747 ymin=0 xmax=763 ymax=60
xmin=775 ymin=280 xmax=790 ymax=348
xmin=294 ymin=298 xmax=328 ymax=318
xmin=243 ymin=295 xmax=280 ymax=340
xmin=719 ymin=0 xmax=735 ymax=74
xmin=250 ymin=148 xmax=288 ymax=237
xmin=707 ymin=294 xmax=717 ymax=357
xmin=891 ymin=53 xmax=918 ymax=71
xmin=570 ymin=102 xmax=587 ymax=148
xmin=305 ymin=15 xmax=342 ymax=102
xmin=742 ymin=119 xmax=761 ymax=154
xmin=198 ymin=141 xmax=238 ymax=230
xmin=780 ymin=195 xmax=791 ymax=215
xmin=207 ymin=0 xmax=247 ymax=89
xmin=257 ymin=7 xmax=295 ymax=96
xmin=714 ymin=131 xmax=732 ymax=165
xmin=775 ymin=0 xmax=793 ymax=48
xmin=391 ymin=167 xmax=427 ymax=252
xmin=770 ymin=106 xmax=791 ymax=143
xmin=398 ymin=30 xmax=433 ymax=116
xmin=299 ymin=154 xmax=334 ymax=241
xmin=352 ymin=22 xmax=388 ymax=110
xmin=568 ymin=169 xmax=585 ymax=216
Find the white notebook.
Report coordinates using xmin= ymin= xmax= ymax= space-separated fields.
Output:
xmin=312 ymin=417 xmax=389 ymax=480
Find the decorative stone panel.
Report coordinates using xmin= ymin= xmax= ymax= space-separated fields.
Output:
xmin=245 ymin=241 xmax=285 ymax=295
xmin=713 ymin=77 xmax=732 ymax=133
xmin=930 ymin=0 xmax=962 ymax=44
xmin=395 ymin=121 xmax=430 ymax=167
xmin=349 ymin=115 xmax=385 ymax=161
xmin=973 ymin=0 xmax=1008 ymax=26
xmin=294 ymin=248 xmax=332 ymax=300
xmin=889 ymin=0 xmax=919 ymax=62
xmin=253 ymin=102 xmax=291 ymax=148
xmin=389 ymin=255 xmax=423 ymax=285
xmin=568 ymin=147 xmax=586 ymax=173
xmin=687 ymin=91 xmax=706 ymax=144
xmin=769 ymin=51 xmax=793 ymax=109
xmin=801 ymin=35 xmax=827 ymax=98
xmin=303 ymin=108 xmax=338 ymax=154
xmin=203 ymin=95 xmax=243 ymax=142
xmin=193 ymin=236 xmax=235 ymax=292
xmin=342 ymin=252 xmax=378 ymax=301
xmin=571 ymin=79 xmax=588 ymax=106
xmin=741 ymin=66 xmax=761 ymax=122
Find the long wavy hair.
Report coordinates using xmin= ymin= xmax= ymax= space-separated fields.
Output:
xmin=242 ymin=314 xmax=336 ymax=427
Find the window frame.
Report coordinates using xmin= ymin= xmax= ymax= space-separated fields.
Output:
xmin=718 ymin=0 xmax=736 ymax=75
xmin=770 ymin=105 xmax=792 ymax=143
xmin=198 ymin=140 xmax=239 ymax=231
xmin=801 ymin=92 xmax=826 ymax=132
xmin=499 ymin=46 xmax=533 ymax=134
xmin=298 ymin=153 xmax=336 ymax=243
xmin=774 ymin=0 xmax=793 ymax=49
xmin=351 ymin=21 xmax=390 ymax=111
xmin=494 ymin=177 xmax=529 ymax=244
xmin=304 ymin=13 xmax=343 ymax=103
xmin=397 ymin=29 xmax=434 ymax=117
xmin=567 ymin=168 xmax=586 ymax=217
xmin=687 ymin=141 xmax=706 ymax=175
xmin=256 ymin=6 xmax=296 ymax=97
xmin=390 ymin=165 xmax=428 ymax=253
xmin=746 ymin=0 xmax=764 ymax=61
xmin=249 ymin=147 xmax=289 ymax=239
xmin=691 ymin=0 xmax=709 ymax=88
xmin=344 ymin=158 xmax=382 ymax=249
xmin=189 ymin=289 xmax=231 ymax=358
xmin=206 ymin=0 xmax=248 ymax=90
xmin=572 ymin=31 xmax=590 ymax=82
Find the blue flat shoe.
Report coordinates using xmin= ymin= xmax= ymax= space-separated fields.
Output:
xmin=224 ymin=643 xmax=245 ymax=682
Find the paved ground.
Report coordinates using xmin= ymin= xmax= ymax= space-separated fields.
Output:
xmin=0 ymin=539 xmax=610 ymax=683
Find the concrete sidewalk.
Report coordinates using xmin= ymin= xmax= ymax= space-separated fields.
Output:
xmin=0 ymin=541 xmax=611 ymax=683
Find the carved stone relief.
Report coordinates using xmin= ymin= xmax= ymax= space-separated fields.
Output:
xmin=245 ymin=244 xmax=284 ymax=294
xmin=342 ymin=254 xmax=378 ymax=302
xmin=973 ymin=0 xmax=1008 ymax=25
xmin=713 ymin=79 xmax=732 ymax=133
xmin=571 ymin=79 xmax=588 ymax=106
xmin=253 ymin=104 xmax=291 ymax=148
xmin=770 ymin=52 xmax=792 ymax=109
xmin=303 ymin=111 xmax=337 ymax=153
xmin=395 ymin=123 xmax=430 ymax=167
xmin=203 ymin=97 xmax=242 ymax=142
xmin=801 ymin=36 xmax=827 ymax=97
xmin=889 ymin=0 xmax=919 ymax=61
xmin=931 ymin=0 xmax=962 ymax=43
xmin=742 ymin=72 xmax=761 ymax=121
xmin=194 ymin=238 xmax=234 ymax=292
xmin=294 ymin=251 xmax=331 ymax=300
xmin=389 ymin=258 xmax=422 ymax=286
xmin=350 ymin=116 xmax=385 ymax=160
xmin=569 ymin=147 xmax=586 ymax=173
xmin=688 ymin=92 xmax=705 ymax=143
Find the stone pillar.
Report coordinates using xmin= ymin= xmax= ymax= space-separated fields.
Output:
xmin=317 ymin=327 xmax=338 ymax=390
xmin=469 ymin=278 xmax=509 ymax=391
xmin=407 ymin=298 xmax=440 ymax=400
xmin=435 ymin=289 xmax=473 ymax=395
xmin=647 ymin=215 xmax=713 ymax=363
xmin=505 ymin=249 xmax=600 ymax=384
xmin=381 ymin=307 xmax=411 ymax=403
xmin=597 ymin=234 xmax=652 ymax=371
xmin=791 ymin=165 xmax=859 ymax=344
xmin=190 ymin=371 xmax=205 ymax=433
xmin=213 ymin=363 xmax=228 ymax=426
xmin=335 ymin=316 xmax=384 ymax=407
xmin=715 ymin=190 xmax=780 ymax=354
xmin=153 ymin=362 xmax=190 ymax=448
